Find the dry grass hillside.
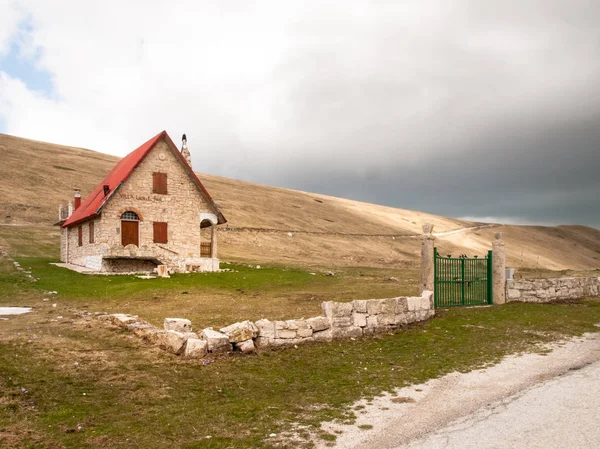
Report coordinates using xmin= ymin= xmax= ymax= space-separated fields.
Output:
xmin=1 ymin=132 xmax=599 ymax=270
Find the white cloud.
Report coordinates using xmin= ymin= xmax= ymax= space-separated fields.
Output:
xmin=0 ymin=0 xmax=599 ymax=183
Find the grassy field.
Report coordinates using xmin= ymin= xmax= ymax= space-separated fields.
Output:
xmin=2 ymin=263 xmax=600 ymax=448
xmin=4 ymin=257 xmax=418 ymax=328
xmin=1 ymin=213 xmax=600 ymax=447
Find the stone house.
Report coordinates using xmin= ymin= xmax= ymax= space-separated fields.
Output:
xmin=57 ymin=131 xmax=227 ymax=273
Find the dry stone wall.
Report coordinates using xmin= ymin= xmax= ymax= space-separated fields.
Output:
xmin=101 ymin=291 xmax=434 ymax=358
xmin=506 ymin=276 xmax=600 ymax=303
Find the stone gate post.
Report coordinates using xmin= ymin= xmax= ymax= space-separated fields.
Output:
xmin=420 ymin=224 xmax=435 ymax=302
xmin=492 ymin=232 xmax=506 ymax=304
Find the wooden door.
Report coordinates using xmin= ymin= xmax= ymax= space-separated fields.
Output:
xmin=121 ymin=221 xmax=139 ymax=247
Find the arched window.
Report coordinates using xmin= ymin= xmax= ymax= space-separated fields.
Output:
xmin=121 ymin=211 xmax=139 ymax=221
xmin=121 ymin=211 xmax=139 ymax=246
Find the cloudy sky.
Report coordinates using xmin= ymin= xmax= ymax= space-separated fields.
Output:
xmin=1 ymin=1 xmax=599 ymax=229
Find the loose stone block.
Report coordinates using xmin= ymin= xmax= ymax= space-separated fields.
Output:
xmin=353 ymin=312 xmax=367 ymax=327
xmin=366 ymin=315 xmax=378 ymax=328
xmin=255 ymin=319 xmax=275 ymax=338
xmin=366 ymin=299 xmax=383 ymax=315
xmin=306 ymin=316 xmax=330 ymax=332
xmin=394 ymin=314 xmax=409 ymax=326
xmin=421 ymin=291 xmax=434 ymax=309
xmin=406 ymin=297 xmax=420 ymax=312
xmin=184 ymin=338 xmax=208 ymax=358
xmin=405 ymin=312 xmax=417 ymax=323
xmin=312 ymin=329 xmax=333 ymax=342
xmin=378 ymin=314 xmax=395 ymax=326
xmin=130 ymin=323 xmax=158 ymax=339
xmin=331 ymin=326 xmax=363 ymax=338
xmin=276 ymin=329 xmax=297 ymax=339
xmin=290 ymin=320 xmax=313 ymax=338
xmin=110 ymin=314 xmax=139 ymax=327
xmin=352 ymin=300 xmax=368 ymax=313
xmin=274 ymin=320 xmax=288 ymax=330
xmin=164 ymin=318 xmax=192 ymax=332
xmin=201 ymin=328 xmax=231 ymax=353
xmin=322 ymin=301 xmax=353 ymax=319
xmin=254 ymin=337 xmax=272 ymax=348
xmin=220 ymin=320 xmax=258 ymax=343
xmin=379 ymin=298 xmax=396 ymax=315
xmin=161 ymin=330 xmax=188 ymax=355
xmin=395 ymin=297 xmax=409 ymax=314
xmin=235 ymin=339 xmax=256 ymax=353
xmin=331 ymin=316 xmax=353 ymax=328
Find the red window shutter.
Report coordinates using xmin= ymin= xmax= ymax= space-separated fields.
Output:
xmin=152 ymin=172 xmax=168 ymax=194
xmin=89 ymin=222 xmax=95 ymax=243
xmin=78 ymin=226 xmax=83 ymax=246
xmin=153 ymin=222 xmax=168 ymax=244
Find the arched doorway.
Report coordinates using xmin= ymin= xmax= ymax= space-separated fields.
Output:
xmin=121 ymin=211 xmax=140 ymax=247
xmin=200 ymin=218 xmax=216 ymax=258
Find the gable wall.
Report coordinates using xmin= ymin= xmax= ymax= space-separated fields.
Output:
xmin=97 ymin=140 xmax=212 ymax=264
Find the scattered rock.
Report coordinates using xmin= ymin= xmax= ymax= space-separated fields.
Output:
xmin=220 ymin=320 xmax=258 ymax=343
xmin=164 ymin=318 xmax=192 ymax=332
xmin=236 ymin=339 xmax=256 ymax=353
xmin=201 ymin=328 xmax=231 ymax=353
xmin=184 ymin=338 xmax=208 ymax=358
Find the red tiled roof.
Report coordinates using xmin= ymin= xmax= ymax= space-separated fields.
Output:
xmin=62 ymin=130 xmax=226 ymax=228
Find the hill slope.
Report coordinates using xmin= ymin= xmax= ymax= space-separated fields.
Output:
xmin=1 ymin=133 xmax=599 ymax=270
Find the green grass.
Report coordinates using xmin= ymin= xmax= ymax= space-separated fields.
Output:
xmin=4 ymin=257 xmax=417 ymax=328
xmin=2 ymin=225 xmax=600 ymax=448
xmin=2 ymin=294 xmax=600 ymax=448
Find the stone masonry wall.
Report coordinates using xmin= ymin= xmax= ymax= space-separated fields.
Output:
xmin=65 ymin=140 xmax=220 ymax=272
xmin=101 ymin=291 xmax=435 ymax=358
xmin=64 ymin=218 xmax=102 ymax=267
xmin=506 ymin=276 xmax=600 ymax=303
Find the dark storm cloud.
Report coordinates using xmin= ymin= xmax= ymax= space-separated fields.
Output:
xmin=212 ymin=0 xmax=600 ymax=229
xmin=5 ymin=1 xmax=599 ymax=229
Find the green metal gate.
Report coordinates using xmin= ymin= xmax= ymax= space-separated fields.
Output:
xmin=434 ymin=248 xmax=492 ymax=307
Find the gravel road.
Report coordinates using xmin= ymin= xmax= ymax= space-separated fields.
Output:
xmin=318 ymin=332 xmax=600 ymax=449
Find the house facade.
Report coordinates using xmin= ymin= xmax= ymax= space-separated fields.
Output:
xmin=57 ymin=131 xmax=226 ymax=273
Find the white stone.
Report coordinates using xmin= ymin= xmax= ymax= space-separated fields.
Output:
xmin=161 ymin=330 xmax=189 ymax=354
xmin=306 ymin=316 xmax=330 ymax=332
xmin=353 ymin=313 xmax=367 ymax=327
xmin=276 ymin=329 xmax=297 ymax=339
xmin=201 ymin=328 xmax=231 ymax=353
xmin=184 ymin=338 xmax=208 ymax=357
xmin=421 ymin=291 xmax=434 ymax=309
xmin=220 ymin=320 xmax=258 ymax=343
xmin=255 ymin=319 xmax=276 ymax=338
xmin=322 ymin=301 xmax=353 ymax=319
xmin=352 ymin=300 xmax=368 ymax=313
xmin=406 ymin=297 xmax=420 ymax=312
xmin=156 ymin=265 xmax=170 ymax=278
xmin=236 ymin=339 xmax=256 ymax=353
xmin=331 ymin=326 xmax=363 ymax=338
xmin=110 ymin=314 xmax=139 ymax=327
xmin=164 ymin=318 xmax=192 ymax=332
xmin=312 ymin=329 xmax=333 ymax=342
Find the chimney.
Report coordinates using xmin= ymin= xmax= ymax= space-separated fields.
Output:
xmin=103 ymin=185 xmax=110 ymax=196
xmin=74 ymin=189 xmax=81 ymax=210
xmin=181 ymin=133 xmax=192 ymax=167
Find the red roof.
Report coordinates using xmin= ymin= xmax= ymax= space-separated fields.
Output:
xmin=62 ymin=130 xmax=226 ymax=228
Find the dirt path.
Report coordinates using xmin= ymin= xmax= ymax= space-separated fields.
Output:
xmin=317 ymin=331 xmax=600 ymax=449
xmin=401 ymin=359 xmax=600 ymax=449
xmin=219 ymin=223 xmax=499 ymax=238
